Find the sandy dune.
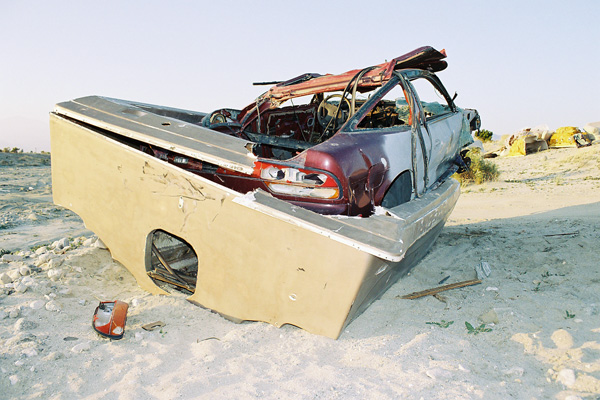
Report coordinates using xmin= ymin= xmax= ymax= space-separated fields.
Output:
xmin=1 ymin=143 xmax=599 ymax=399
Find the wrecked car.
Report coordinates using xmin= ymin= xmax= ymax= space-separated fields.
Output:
xmin=50 ymin=46 xmax=480 ymax=339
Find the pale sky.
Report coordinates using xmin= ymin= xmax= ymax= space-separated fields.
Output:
xmin=1 ymin=1 xmax=598 ymax=152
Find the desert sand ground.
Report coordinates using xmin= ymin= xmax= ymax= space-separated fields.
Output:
xmin=1 ymin=143 xmax=599 ymax=400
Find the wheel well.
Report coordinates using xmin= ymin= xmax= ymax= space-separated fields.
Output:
xmin=381 ymin=170 xmax=412 ymax=209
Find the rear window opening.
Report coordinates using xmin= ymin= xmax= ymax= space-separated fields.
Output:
xmin=146 ymin=230 xmax=198 ymax=294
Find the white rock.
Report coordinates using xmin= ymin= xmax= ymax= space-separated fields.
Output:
xmin=45 ymin=300 xmax=61 ymax=312
xmin=71 ymin=341 xmax=91 ymax=353
xmin=78 ymin=299 xmax=87 ymax=306
xmin=2 ymin=254 xmax=23 ymax=262
xmin=131 ymin=298 xmax=143 ymax=307
xmin=14 ymin=359 xmax=25 ymax=367
xmin=22 ymin=347 xmax=38 ymax=357
xmin=36 ymin=253 xmax=53 ymax=265
xmin=14 ymin=282 xmax=28 ymax=293
xmin=0 ymin=310 xmax=7 ymax=319
xmin=425 ymin=368 xmax=452 ymax=380
xmin=15 ymin=318 xmax=38 ymax=331
xmin=21 ymin=276 xmax=35 ymax=286
xmin=35 ymin=247 xmax=47 ymax=255
xmin=57 ymin=237 xmax=70 ymax=249
xmin=95 ymin=239 xmax=108 ymax=249
xmin=48 ymin=258 xmax=63 ymax=269
xmin=9 ymin=308 xmax=20 ymax=318
xmin=9 ymin=375 xmax=19 ymax=385
xmin=8 ymin=269 xmax=21 ymax=281
xmin=557 ymin=368 xmax=576 ymax=387
xmin=19 ymin=266 xmax=31 ymax=276
xmin=83 ymin=238 xmax=94 ymax=247
xmin=29 ymin=300 xmax=46 ymax=310
xmin=0 ymin=273 xmax=12 ymax=284
xmin=26 ymin=213 xmax=37 ymax=221
xmin=47 ymin=268 xmax=64 ymax=281
xmin=485 ymin=286 xmax=499 ymax=291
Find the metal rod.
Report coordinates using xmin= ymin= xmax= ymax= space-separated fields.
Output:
xmin=147 ymin=271 xmax=194 ymax=293
xmin=150 ymin=268 xmax=196 ymax=285
xmin=151 ymin=244 xmax=191 ymax=287
xmin=397 ymin=279 xmax=482 ymax=300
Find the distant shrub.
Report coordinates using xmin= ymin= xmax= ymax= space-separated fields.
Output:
xmin=475 ymin=129 xmax=493 ymax=142
xmin=2 ymin=147 xmax=24 ymax=153
xmin=454 ymin=148 xmax=499 ymax=185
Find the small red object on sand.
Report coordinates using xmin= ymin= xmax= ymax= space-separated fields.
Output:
xmin=92 ymin=300 xmax=129 ymax=340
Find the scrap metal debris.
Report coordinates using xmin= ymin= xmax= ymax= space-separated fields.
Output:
xmin=543 ymin=231 xmax=579 ymax=237
xmin=397 ymin=279 xmax=482 ymax=300
xmin=142 ymin=321 xmax=166 ymax=331
xmin=92 ymin=300 xmax=129 ymax=340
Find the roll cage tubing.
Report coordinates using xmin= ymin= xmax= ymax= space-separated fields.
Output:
xmin=238 ymin=46 xmax=448 ymax=129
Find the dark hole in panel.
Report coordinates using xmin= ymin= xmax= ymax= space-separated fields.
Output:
xmin=146 ymin=230 xmax=198 ymax=294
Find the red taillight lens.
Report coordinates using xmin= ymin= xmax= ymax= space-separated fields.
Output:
xmin=256 ymin=163 xmax=340 ymax=200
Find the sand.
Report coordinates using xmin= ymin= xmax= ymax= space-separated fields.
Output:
xmin=1 ymin=143 xmax=599 ymax=400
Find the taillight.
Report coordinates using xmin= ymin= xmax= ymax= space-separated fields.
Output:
xmin=258 ymin=163 xmax=340 ymax=199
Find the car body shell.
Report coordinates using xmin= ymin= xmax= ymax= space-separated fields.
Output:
xmin=191 ymin=48 xmax=478 ymax=216
xmin=48 ymin=46 xmax=479 ymax=338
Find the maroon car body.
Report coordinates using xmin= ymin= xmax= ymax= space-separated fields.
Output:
xmin=137 ymin=46 xmax=479 ymax=216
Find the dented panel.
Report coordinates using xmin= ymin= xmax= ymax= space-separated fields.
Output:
xmin=50 ymin=114 xmax=458 ymax=338
xmin=55 ymin=96 xmax=256 ymax=175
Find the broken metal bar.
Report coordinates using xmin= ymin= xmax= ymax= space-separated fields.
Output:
xmin=253 ymin=81 xmax=283 ymax=86
xmin=197 ymin=337 xmax=220 ymax=343
xmin=397 ymin=279 xmax=482 ymax=300
xmin=543 ymin=231 xmax=579 ymax=237
xmin=147 ymin=271 xmax=194 ymax=293
xmin=142 ymin=321 xmax=166 ymax=331
xmin=150 ymin=268 xmax=196 ymax=285
xmin=151 ymin=243 xmax=191 ymax=287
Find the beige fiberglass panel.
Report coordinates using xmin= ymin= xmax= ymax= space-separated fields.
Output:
xmin=54 ymin=96 xmax=256 ymax=174
xmin=50 ymin=114 xmax=378 ymax=338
